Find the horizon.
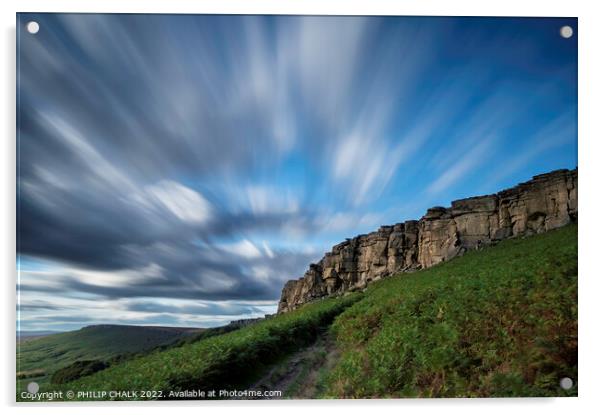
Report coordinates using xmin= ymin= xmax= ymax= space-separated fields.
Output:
xmin=17 ymin=323 xmax=208 ymax=336
xmin=17 ymin=14 xmax=577 ymax=331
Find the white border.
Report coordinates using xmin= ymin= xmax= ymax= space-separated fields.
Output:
xmin=2 ymin=1 xmax=601 ymax=414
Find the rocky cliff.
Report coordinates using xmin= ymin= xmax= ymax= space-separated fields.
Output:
xmin=277 ymin=168 xmax=578 ymax=313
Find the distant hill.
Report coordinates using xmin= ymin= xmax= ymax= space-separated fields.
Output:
xmin=17 ymin=324 xmax=203 ymax=388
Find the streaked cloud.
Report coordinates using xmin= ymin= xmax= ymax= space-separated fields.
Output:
xmin=426 ymin=137 xmax=496 ymax=195
xmin=218 ymin=239 xmax=263 ymax=259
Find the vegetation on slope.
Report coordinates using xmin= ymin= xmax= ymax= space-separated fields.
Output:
xmin=55 ymin=294 xmax=361 ymax=399
xmin=323 ymin=224 xmax=577 ymax=398
xmin=47 ymin=323 xmax=253 ymax=385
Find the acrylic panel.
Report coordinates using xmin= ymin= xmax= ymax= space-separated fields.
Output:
xmin=16 ymin=13 xmax=578 ymax=401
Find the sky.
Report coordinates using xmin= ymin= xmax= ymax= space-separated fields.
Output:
xmin=17 ymin=14 xmax=577 ymax=332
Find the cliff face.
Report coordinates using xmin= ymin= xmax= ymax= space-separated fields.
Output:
xmin=277 ymin=168 xmax=578 ymax=313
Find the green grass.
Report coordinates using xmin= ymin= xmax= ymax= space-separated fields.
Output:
xmin=322 ymin=224 xmax=577 ymax=398
xmin=45 ymin=293 xmax=361 ymax=400
xmin=17 ymin=325 xmax=202 ymax=389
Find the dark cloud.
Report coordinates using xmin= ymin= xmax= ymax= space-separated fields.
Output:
xmin=29 ymin=315 xmax=94 ymax=323
xmin=17 ymin=303 xmax=63 ymax=311
xmin=19 ymin=242 xmax=318 ymax=301
xmin=126 ymin=301 xmax=265 ymax=316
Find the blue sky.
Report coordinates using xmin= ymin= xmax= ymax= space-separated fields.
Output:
xmin=17 ymin=14 xmax=577 ymax=331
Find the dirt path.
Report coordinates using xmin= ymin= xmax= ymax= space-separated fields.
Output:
xmin=248 ymin=331 xmax=340 ymax=399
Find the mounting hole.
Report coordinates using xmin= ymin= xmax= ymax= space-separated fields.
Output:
xmin=559 ymin=377 xmax=573 ymax=390
xmin=27 ymin=381 xmax=39 ymax=394
xmin=26 ymin=21 xmax=39 ymax=34
xmin=560 ymin=25 xmax=573 ymax=39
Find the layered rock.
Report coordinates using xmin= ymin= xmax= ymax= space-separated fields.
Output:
xmin=277 ymin=168 xmax=578 ymax=313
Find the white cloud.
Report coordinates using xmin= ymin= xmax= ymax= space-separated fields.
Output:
xmin=426 ymin=137 xmax=495 ymax=195
xmin=321 ymin=211 xmax=383 ymax=232
xmin=194 ymin=270 xmax=237 ymax=293
xmin=246 ymin=185 xmax=299 ymax=215
xmin=20 ymin=263 xmax=167 ymax=291
xmin=126 ymin=180 xmax=212 ymax=226
xmin=485 ymin=111 xmax=576 ymax=187
xmin=219 ymin=239 xmax=263 ymax=259
xmin=73 ymin=263 xmax=166 ymax=288
xmin=38 ymin=111 xmax=135 ymax=191
xmin=296 ymin=17 xmax=368 ymax=124
xmin=250 ymin=265 xmax=271 ymax=282
xmin=144 ymin=180 xmax=212 ymax=224
xmin=331 ymin=128 xmax=408 ymax=206
xmin=262 ymin=241 xmax=275 ymax=259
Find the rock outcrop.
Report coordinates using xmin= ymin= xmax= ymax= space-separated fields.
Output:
xmin=277 ymin=168 xmax=578 ymax=313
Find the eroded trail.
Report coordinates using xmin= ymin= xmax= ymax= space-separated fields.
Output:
xmin=248 ymin=330 xmax=339 ymax=399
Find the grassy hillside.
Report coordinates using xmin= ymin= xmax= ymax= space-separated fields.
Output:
xmin=22 ymin=224 xmax=576 ymax=400
xmin=17 ymin=325 xmax=202 ymax=389
xmin=323 ymin=224 xmax=577 ymax=398
xmin=50 ymin=294 xmax=360 ymax=400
